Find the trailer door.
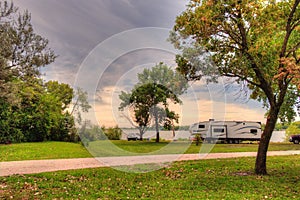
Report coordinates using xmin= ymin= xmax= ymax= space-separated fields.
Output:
xmin=211 ymin=125 xmax=227 ymax=138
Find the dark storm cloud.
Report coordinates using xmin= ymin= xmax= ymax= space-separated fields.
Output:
xmin=96 ymin=48 xmax=176 ymax=90
xmin=14 ymin=0 xmax=187 ymax=85
xmin=107 ymin=0 xmax=187 ymax=27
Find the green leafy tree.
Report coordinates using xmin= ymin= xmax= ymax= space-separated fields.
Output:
xmin=170 ymin=0 xmax=300 ymax=174
xmin=45 ymin=84 xmax=91 ymax=141
xmin=45 ymin=81 xmax=73 ymax=110
xmin=0 ymin=1 xmax=58 ymax=142
xmin=119 ymin=62 xmax=187 ymax=142
xmin=274 ymin=122 xmax=289 ymax=131
xmin=16 ymin=79 xmax=47 ymax=142
xmin=44 ymin=81 xmax=76 ymax=141
xmin=163 ymin=108 xmax=180 ymax=137
xmin=132 ymin=83 xmax=180 ymax=142
xmin=0 ymin=1 xmax=56 ymax=102
xmin=0 ymin=78 xmax=77 ymax=143
xmin=0 ymin=98 xmax=23 ymax=143
xmin=0 ymin=2 xmax=87 ymax=143
xmin=14 ymin=80 xmax=72 ymax=142
xmin=119 ymin=92 xmax=152 ymax=140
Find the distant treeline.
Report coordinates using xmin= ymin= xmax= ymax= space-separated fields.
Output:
xmin=121 ymin=125 xmax=190 ymax=131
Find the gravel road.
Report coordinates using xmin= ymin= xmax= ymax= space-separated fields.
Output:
xmin=1 ymin=150 xmax=300 ymax=176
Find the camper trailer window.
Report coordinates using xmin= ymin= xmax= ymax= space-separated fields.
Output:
xmin=198 ymin=124 xmax=205 ymax=129
xmin=250 ymin=129 xmax=258 ymax=134
xmin=213 ymin=128 xmax=225 ymax=133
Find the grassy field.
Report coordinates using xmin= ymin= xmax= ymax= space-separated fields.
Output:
xmin=1 ymin=141 xmax=300 ymax=161
xmin=0 ymin=142 xmax=91 ymax=162
xmin=0 ymin=155 xmax=299 ymax=199
xmin=87 ymin=140 xmax=300 ymax=157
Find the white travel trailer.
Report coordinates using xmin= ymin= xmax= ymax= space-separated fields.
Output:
xmin=189 ymin=119 xmax=262 ymax=143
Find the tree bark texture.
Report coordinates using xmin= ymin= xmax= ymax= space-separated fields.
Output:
xmin=255 ymin=106 xmax=280 ymax=175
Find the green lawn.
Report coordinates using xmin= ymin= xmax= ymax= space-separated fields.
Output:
xmin=1 ymin=141 xmax=300 ymax=161
xmin=0 ymin=142 xmax=91 ymax=162
xmin=0 ymin=155 xmax=299 ymax=199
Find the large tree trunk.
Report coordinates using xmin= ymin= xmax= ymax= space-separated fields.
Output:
xmin=255 ymin=106 xmax=280 ymax=175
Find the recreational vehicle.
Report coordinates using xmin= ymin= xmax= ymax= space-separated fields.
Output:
xmin=189 ymin=119 xmax=262 ymax=143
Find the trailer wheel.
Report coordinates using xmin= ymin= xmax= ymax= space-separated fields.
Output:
xmin=293 ymin=139 xmax=299 ymax=144
xmin=207 ymin=139 xmax=214 ymax=144
xmin=234 ymin=140 xmax=240 ymax=144
xmin=228 ymin=139 xmax=233 ymax=144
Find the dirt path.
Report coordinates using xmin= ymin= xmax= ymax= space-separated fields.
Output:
xmin=1 ymin=150 xmax=300 ymax=176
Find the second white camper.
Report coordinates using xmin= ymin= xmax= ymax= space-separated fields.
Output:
xmin=189 ymin=119 xmax=262 ymax=143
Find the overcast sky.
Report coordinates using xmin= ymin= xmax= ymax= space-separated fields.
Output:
xmin=15 ymin=0 xmax=187 ymax=83
xmin=13 ymin=0 xmax=269 ymax=127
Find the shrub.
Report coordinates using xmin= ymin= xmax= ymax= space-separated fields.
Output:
xmin=78 ymin=124 xmax=106 ymax=142
xmin=195 ymin=134 xmax=202 ymax=146
xmin=103 ymin=126 xmax=122 ymax=140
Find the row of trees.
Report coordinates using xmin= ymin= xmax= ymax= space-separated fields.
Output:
xmin=0 ymin=1 xmax=90 ymax=143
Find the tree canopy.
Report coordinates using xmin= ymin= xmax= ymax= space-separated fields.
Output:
xmin=170 ymin=0 xmax=300 ymax=174
xmin=119 ymin=62 xmax=188 ymax=142
xmin=0 ymin=1 xmax=55 ymax=103
xmin=0 ymin=1 xmax=90 ymax=143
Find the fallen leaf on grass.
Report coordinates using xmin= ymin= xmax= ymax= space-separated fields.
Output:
xmin=232 ymin=171 xmax=253 ymax=176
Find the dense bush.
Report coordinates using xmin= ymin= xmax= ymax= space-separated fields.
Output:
xmin=103 ymin=126 xmax=122 ymax=140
